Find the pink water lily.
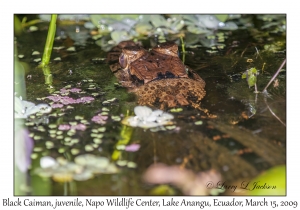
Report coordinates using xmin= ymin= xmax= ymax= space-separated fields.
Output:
xmin=51 ymin=103 xmax=64 ymax=108
xmin=60 ymin=88 xmax=69 ymax=94
xmin=125 ymin=144 xmax=141 ymax=152
xmin=69 ymin=88 xmax=81 ymax=93
xmin=47 ymin=95 xmax=77 ymax=104
xmin=76 ymin=97 xmax=94 ymax=103
xmin=71 ymin=123 xmax=86 ymax=131
xmin=46 ymin=95 xmax=62 ymax=102
xmin=46 ymin=89 xmax=94 ymax=108
xmin=60 ymin=96 xmax=77 ymax=105
xmin=60 ymin=88 xmax=82 ymax=94
xmin=58 ymin=123 xmax=86 ymax=131
xmin=58 ymin=124 xmax=71 ymax=130
xmin=92 ymin=114 xmax=108 ymax=124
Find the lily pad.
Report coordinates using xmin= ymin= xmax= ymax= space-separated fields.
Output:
xmin=40 ymin=156 xmax=57 ymax=168
xmin=73 ymin=170 xmax=94 ymax=181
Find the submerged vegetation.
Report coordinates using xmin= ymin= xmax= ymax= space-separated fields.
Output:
xmin=14 ymin=14 xmax=286 ymax=196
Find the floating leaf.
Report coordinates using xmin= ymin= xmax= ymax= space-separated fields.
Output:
xmin=150 ymin=15 xmax=169 ymax=28
xmin=71 ymin=148 xmax=80 ymax=155
xmin=111 ymin=115 xmax=121 ymax=121
xmin=116 ymin=145 xmax=126 ymax=150
xmin=194 ymin=121 xmax=203 ymax=125
xmin=116 ymin=160 xmax=127 ymax=167
xmin=73 ymin=170 xmax=94 ymax=181
xmin=135 ymin=22 xmax=153 ymax=35
xmin=215 ymin=15 xmax=229 ymax=22
xmin=170 ymin=108 xmax=183 ymax=113
xmin=127 ymin=161 xmax=137 ymax=168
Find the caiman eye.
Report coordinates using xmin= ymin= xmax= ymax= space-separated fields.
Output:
xmin=119 ymin=53 xmax=127 ymax=68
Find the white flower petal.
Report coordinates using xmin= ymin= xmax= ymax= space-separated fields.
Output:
xmin=163 ymin=113 xmax=174 ymax=119
xmin=134 ymin=106 xmax=152 ymax=120
xmin=40 ymin=156 xmax=57 ymax=168
xmin=127 ymin=116 xmax=140 ymax=127
xmin=145 ymin=114 xmax=157 ymax=122
xmin=138 ymin=121 xmax=159 ymax=129
xmin=26 ymin=104 xmax=52 ymax=116
xmin=123 ymin=106 xmax=175 ymax=129
xmin=151 ymin=109 xmax=163 ymax=116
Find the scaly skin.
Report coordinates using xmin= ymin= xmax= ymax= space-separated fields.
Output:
xmin=107 ymin=41 xmax=206 ymax=110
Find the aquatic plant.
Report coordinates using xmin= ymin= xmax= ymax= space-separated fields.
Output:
xmin=14 ymin=96 xmax=52 ymax=119
xmin=46 ymin=93 xmax=95 ymax=107
xmin=35 ymin=154 xmax=119 ymax=182
xmin=40 ymin=14 xmax=57 ymax=68
xmin=241 ymin=59 xmax=286 ymax=126
xmin=242 ymin=67 xmax=259 ymax=92
xmin=58 ymin=124 xmax=87 ymax=131
xmin=122 ymin=106 xmax=174 ymax=129
xmin=91 ymin=114 xmax=108 ymax=125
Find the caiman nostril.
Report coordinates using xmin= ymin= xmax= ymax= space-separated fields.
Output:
xmin=157 ymin=72 xmax=164 ymax=79
xmin=165 ymin=71 xmax=175 ymax=78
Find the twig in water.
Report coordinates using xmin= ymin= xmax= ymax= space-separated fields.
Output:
xmin=262 ymin=58 xmax=286 ymax=93
xmin=261 ymin=62 xmax=266 ymax=74
xmin=231 ymin=60 xmax=238 ymax=68
xmin=255 ymin=46 xmax=262 ymax=60
xmin=263 ymin=97 xmax=286 ymax=127
xmin=254 ymin=83 xmax=258 ymax=93
xmin=240 ymin=44 xmax=249 ymax=57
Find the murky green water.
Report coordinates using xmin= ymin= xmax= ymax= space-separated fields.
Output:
xmin=14 ymin=15 xmax=286 ymax=195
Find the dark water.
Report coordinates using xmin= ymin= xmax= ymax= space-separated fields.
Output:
xmin=14 ymin=15 xmax=286 ymax=195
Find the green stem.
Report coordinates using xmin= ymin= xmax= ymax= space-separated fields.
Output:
xmin=42 ymin=65 xmax=53 ymax=84
xmin=180 ymin=36 xmax=186 ymax=64
xmin=39 ymin=14 xmax=57 ymax=68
